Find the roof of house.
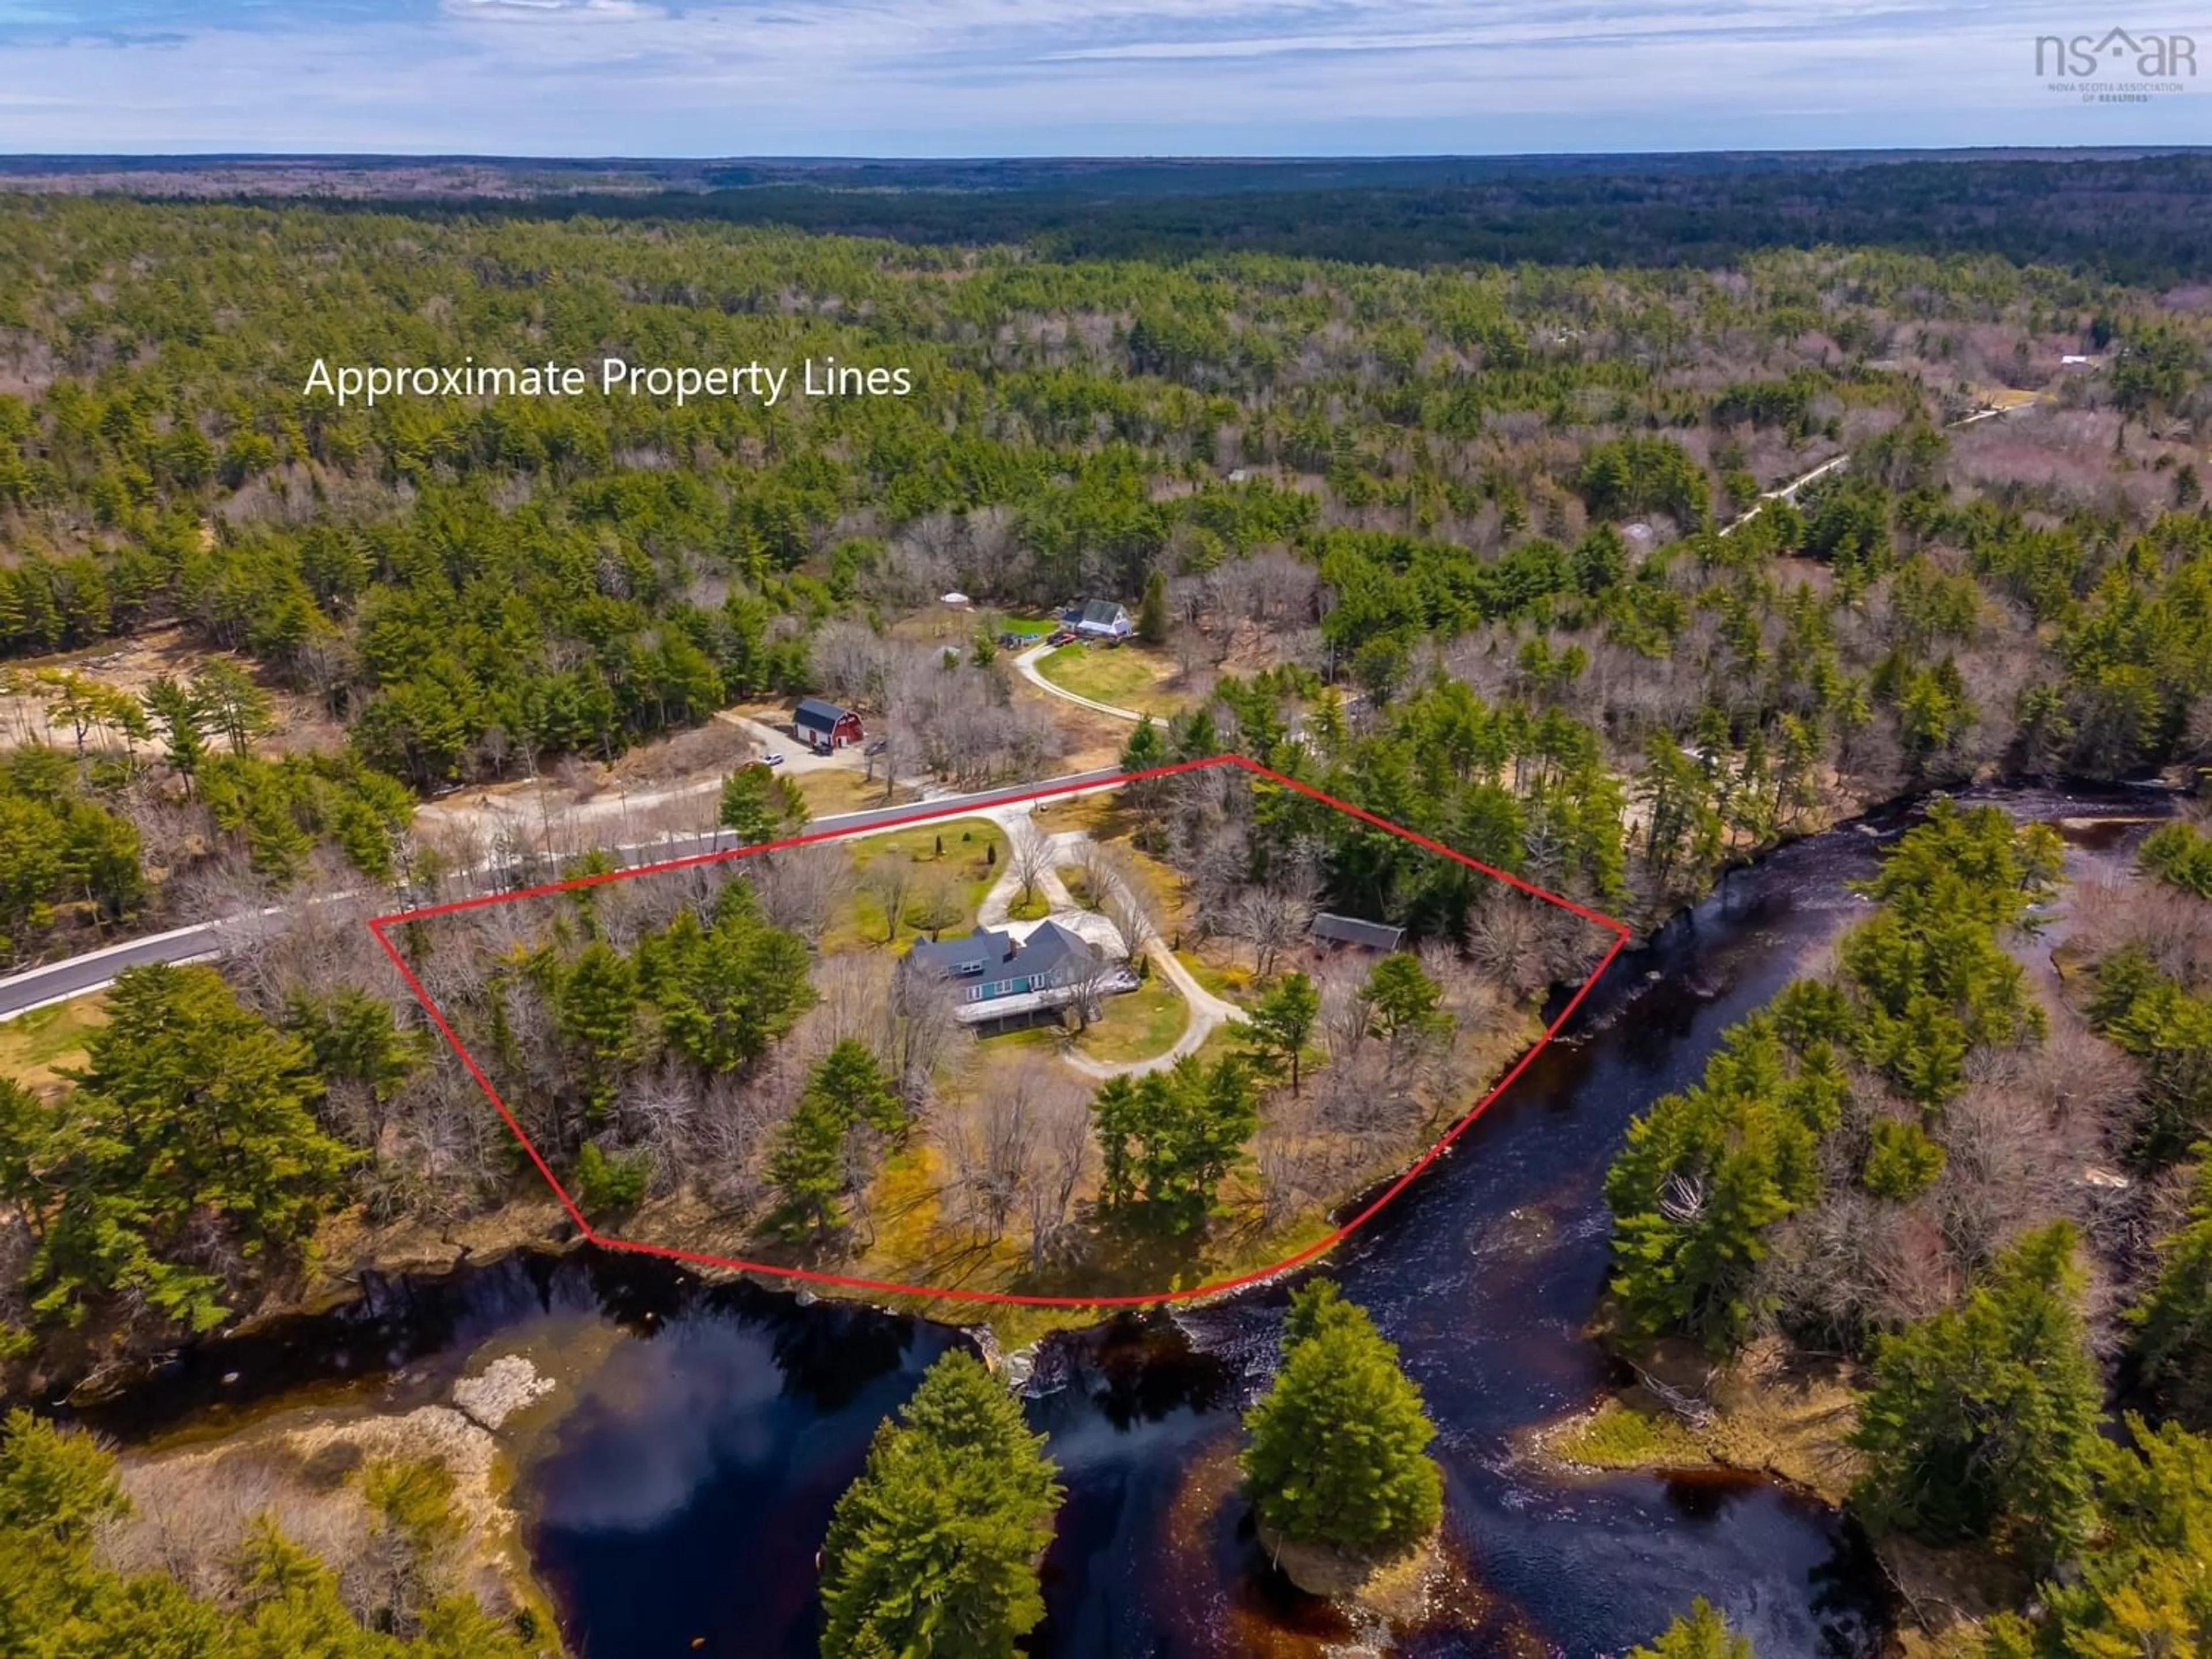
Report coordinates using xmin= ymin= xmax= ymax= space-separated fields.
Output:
xmin=1312 ymin=912 xmax=1405 ymax=951
xmin=906 ymin=920 xmax=1097 ymax=981
xmin=794 ymin=696 xmax=855 ymax=733
xmin=1078 ymin=598 xmax=1127 ymax=626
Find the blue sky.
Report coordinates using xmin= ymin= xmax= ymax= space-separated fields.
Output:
xmin=0 ymin=0 xmax=2202 ymax=154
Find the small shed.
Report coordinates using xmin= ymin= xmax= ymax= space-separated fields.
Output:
xmin=1312 ymin=912 xmax=1405 ymax=953
xmin=793 ymin=697 xmax=865 ymax=753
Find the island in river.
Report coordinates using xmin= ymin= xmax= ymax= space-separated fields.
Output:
xmin=56 ymin=787 xmax=2063 ymax=1658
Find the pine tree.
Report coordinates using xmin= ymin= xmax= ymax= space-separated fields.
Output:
xmin=188 ymin=659 xmax=274 ymax=757
xmin=1362 ymin=954 xmax=1445 ymax=1043
xmin=1240 ymin=1281 xmax=1444 ymax=1559
xmin=2130 ymin=1154 xmax=2212 ymax=1427
xmin=1244 ymin=971 xmax=1320 ymax=1092
xmin=1092 ymin=1055 xmax=1256 ymax=1231
xmin=719 ymin=761 xmax=810 ymax=846
xmin=1628 ymin=1598 xmax=1756 ymax=1659
xmin=1849 ymin=1222 xmax=2102 ymax=1573
xmin=554 ymin=941 xmax=640 ymax=1119
xmin=1119 ymin=714 xmax=1168 ymax=775
xmin=1137 ymin=568 xmax=1171 ymax=645
xmin=32 ymin=964 xmax=354 ymax=1333
xmin=1974 ymin=1416 xmax=2212 ymax=1658
xmin=635 ymin=887 xmax=815 ymax=1074
xmin=819 ymin=1350 xmax=1063 ymax=1659
xmin=141 ymin=675 xmax=207 ymax=793
xmin=769 ymin=1040 xmax=903 ymax=1233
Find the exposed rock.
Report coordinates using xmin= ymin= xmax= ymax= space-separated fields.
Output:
xmin=453 ymin=1353 xmax=556 ymax=1430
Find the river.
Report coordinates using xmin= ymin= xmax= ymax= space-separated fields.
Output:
xmin=73 ymin=787 xmax=2169 ymax=1659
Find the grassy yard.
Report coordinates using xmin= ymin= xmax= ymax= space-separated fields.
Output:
xmin=1035 ymin=643 xmax=1191 ymax=716
xmin=0 ymin=993 xmax=107 ymax=1096
xmin=824 ymin=816 xmax=1009 ymax=950
xmin=1069 ymin=976 xmax=1189 ymax=1065
xmin=1177 ymin=943 xmax=1257 ymax=1005
xmin=794 ymin=767 xmax=906 ymax=818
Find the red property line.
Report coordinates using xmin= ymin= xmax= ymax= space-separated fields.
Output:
xmin=369 ymin=752 xmax=1631 ymax=1310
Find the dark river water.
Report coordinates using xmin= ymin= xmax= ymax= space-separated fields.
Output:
xmin=71 ymin=786 xmax=2175 ymax=1659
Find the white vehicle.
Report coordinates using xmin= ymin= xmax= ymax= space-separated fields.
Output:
xmin=763 ymin=752 xmax=786 ymax=767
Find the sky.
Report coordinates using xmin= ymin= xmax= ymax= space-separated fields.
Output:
xmin=0 ymin=0 xmax=2203 ymax=156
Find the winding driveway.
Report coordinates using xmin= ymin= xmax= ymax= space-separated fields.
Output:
xmin=972 ymin=806 xmax=1244 ymax=1078
xmin=1013 ymin=640 xmax=1145 ymax=723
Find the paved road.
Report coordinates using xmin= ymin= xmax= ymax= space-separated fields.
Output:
xmin=0 ymin=766 xmax=1126 ymax=1020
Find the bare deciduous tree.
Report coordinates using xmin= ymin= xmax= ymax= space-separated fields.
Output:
xmin=745 ymin=844 xmax=846 ymax=944
xmin=1058 ymin=941 xmax=1124 ymax=1032
xmin=1006 ymin=816 xmax=1053 ymax=911
xmin=862 ymin=854 xmax=919 ymax=942
xmin=1228 ymin=884 xmax=1315 ymax=978
xmin=1102 ymin=881 xmax=1160 ymax=967
xmin=1021 ymin=1072 xmax=1094 ymax=1274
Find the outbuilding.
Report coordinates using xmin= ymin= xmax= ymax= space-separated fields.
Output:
xmin=1311 ymin=912 xmax=1406 ymax=953
xmin=793 ymin=697 xmax=865 ymax=753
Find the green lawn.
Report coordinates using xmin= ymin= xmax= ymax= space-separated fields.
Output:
xmin=824 ymin=816 xmax=1009 ymax=950
xmin=1071 ymin=976 xmax=1190 ymax=1065
xmin=1034 ymin=643 xmax=1191 ymax=715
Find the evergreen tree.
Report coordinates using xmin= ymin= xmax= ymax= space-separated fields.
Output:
xmin=32 ymin=964 xmax=354 ymax=1333
xmin=2130 ymin=1153 xmax=2212 ymax=1427
xmin=1605 ymin=1014 xmax=1843 ymax=1349
xmin=2141 ymin=820 xmax=2212 ymax=900
xmin=1241 ymin=1281 xmax=1444 ymax=1558
xmin=1362 ymin=954 xmax=1445 ymax=1043
xmin=1628 ymin=1598 xmax=1756 ymax=1659
xmin=1850 ymin=1223 xmax=2102 ymax=1573
xmin=141 ymin=675 xmax=207 ymax=792
xmin=1093 ymin=1055 xmax=1256 ymax=1231
xmin=1119 ymin=714 xmax=1168 ymax=776
xmin=1137 ymin=568 xmax=1171 ymax=645
xmin=1975 ymin=1417 xmax=2212 ymax=1659
xmin=635 ymin=885 xmax=816 ymax=1073
xmin=719 ymin=761 xmax=810 ymax=846
xmin=0 ymin=1410 xmax=537 ymax=1659
xmin=819 ymin=1350 xmax=1063 ymax=1659
xmin=769 ymin=1040 xmax=903 ymax=1232
xmin=1244 ymin=971 xmax=1320 ymax=1092
xmin=552 ymin=941 xmax=641 ymax=1119
xmin=189 ymin=659 xmax=275 ymax=757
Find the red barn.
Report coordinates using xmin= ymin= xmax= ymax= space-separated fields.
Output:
xmin=794 ymin=697 xmax=864 ymax=753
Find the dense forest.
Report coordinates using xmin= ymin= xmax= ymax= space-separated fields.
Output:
xmin=0 ymin=174 xmax=2209 ymax=1653
xmin=0 ymin=190 xmax=2206 ymax=970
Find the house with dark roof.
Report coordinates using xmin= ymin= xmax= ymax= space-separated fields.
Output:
xmin=1312 ymin=912 xmax=1405 ymax=953
xmin=905 ymin=920 xmax=1103 ymax=1012
xmin=793 ymin=697 xmax=864 ymax=753
xmin=1060 ymin=599 xmax=1133 ymax=639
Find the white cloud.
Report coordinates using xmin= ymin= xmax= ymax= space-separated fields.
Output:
xmin=0 ymin=0 xmax=2201 ymax=153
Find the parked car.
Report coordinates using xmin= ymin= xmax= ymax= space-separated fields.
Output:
xmin=762 ymin=752 xmax=785 ymax=766
xmin=1047 ymin=630 xmax=1077 ymax=646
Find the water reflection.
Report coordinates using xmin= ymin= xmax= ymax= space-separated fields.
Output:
xmin=77 ymin=791 xmax=2180 ymax=1656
